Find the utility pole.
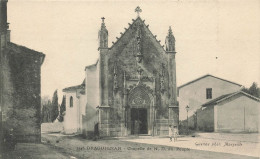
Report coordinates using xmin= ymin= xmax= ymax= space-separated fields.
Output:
xmin=0 ymin=33 xmax=3 ymax=156
xmin=185 ymin=105 xmax=189 ymax=135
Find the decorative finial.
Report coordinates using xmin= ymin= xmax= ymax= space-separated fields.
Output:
xmin=135 ymin=6 xmax=142 ymax=17
xmin=168 ymin=26 xmax=173 ymax=35
xmin=101 ymin=17 xmax=105 ymax=23
xmin=165 ymin=26 xmax=176 ymax=52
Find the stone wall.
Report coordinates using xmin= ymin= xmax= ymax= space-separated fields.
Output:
xmin=1 ymin=43 xmax=44 ymax=143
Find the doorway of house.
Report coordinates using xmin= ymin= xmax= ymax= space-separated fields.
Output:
xmin=131 ymin=108 xmax=148 ymax=135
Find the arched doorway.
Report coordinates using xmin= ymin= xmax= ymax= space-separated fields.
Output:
xmin=128 ymin=85 xmax=152 ymax=135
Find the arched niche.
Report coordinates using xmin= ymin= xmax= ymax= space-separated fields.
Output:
xmin=128 ymin=85 xmax=153 ymax=108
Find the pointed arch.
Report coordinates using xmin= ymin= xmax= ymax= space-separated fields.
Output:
xmin=128 ymin=85 xmax=153 ymax=108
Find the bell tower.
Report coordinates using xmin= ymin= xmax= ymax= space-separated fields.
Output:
xmin=0 ymin=0 xmax=10 ymax=51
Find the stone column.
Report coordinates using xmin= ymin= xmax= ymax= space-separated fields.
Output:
xmin=167 ymin=52 xmax=178 ymax=127
xmin=99 ymin=48 xmax=110 ymax=136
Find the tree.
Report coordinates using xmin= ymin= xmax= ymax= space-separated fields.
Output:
xmin=41 ymin=96 xmax=51 ymax=123
xmin=41 ymin=100 xmax=52 ymax=123
xmin=51 ymin=90 xmax=59 ymax=122
xmin=242 ymin=82 xmax=260 ymax=98
xmin=58 ymin=95 xmax=66 ymax=122
xmin=41 ymin=95 xmax=50 ymax=108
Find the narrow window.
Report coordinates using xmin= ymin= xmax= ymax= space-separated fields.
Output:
xmin=206 ymin=88 xmax=212 ymax=99
xmin=70 ymin=96 xmax=73 ymax=107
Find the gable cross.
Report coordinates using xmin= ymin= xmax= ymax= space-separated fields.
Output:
xmin=135 ymin=6 xmax=142 ymax=17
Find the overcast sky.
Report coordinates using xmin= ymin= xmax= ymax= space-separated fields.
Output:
xmin=7 ymin=0 xmax=260 ymax=100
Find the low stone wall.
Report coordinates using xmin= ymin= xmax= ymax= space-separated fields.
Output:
xmin=41 ymin=122 xmax=63 ymax=133
xmin=155 ymin=119 xmax=169 ymax=136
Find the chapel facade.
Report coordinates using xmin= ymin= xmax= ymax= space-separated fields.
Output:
xmin=63 ymin=7 xmax=179 ymax=136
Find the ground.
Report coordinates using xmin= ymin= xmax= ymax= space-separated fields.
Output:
xmin=2 ymin=132 xmax=258 ymax=159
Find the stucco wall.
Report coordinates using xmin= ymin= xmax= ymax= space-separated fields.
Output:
xmin=216 ymin=95 xmax=259 ymax=132
xmin=64 ymin=92 xmax=79 ymax=134
xmin=79 ymin=94 xmax=87 ymax=131
xmin=84 ymin=64 xmax=99 ymax=134
xmin=178 ymin=76 xmax=241 ymax=121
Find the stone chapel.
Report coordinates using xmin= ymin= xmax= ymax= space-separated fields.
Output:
xmin=63 ymin=7 xmax=179 ymax=137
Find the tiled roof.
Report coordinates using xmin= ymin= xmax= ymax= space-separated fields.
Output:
xmin=201 ymin=93 xmax=234 ymax=107
xmin=202 ymin=91 xmax=260 ymax=107
xmin=62 ymin=84 xmax=85 ymax=92
xmin=85 ymin=59 xmax=99 ymax=70
xmin=178 ymin=74 xmax=242 ymax=89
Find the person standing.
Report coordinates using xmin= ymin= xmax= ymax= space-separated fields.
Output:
xmin=169 ymin=125 xmax=173 ymax=142
xmin=173 ymin=125 xmax=179 ymax=142
xmin=134 ymin=120 xmax=140 ymax=136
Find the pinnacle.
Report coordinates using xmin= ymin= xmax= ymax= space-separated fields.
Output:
xmin=168 ymin=26 xmax=173 ymax=35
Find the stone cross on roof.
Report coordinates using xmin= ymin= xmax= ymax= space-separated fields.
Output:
xmin=101 ymin=17 xmax=105 ymax=23
xmin=135 ymin=6 xmax=142 ymax=17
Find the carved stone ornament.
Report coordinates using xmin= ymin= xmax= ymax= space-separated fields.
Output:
xmin=113 ymin=63 xmax=119 ymax=91
xmin=137 ymin=67 xmax=143 ymax=82
xmin=135 ymin=24 xmax=143 ymax=63
xmin=128 ymin=85 xmax=151 ymax=108
xmin=160 ymin=64 xmax=166 ymax=93
xmin=160 ymin=77 xmax=165 ymax=93
xmin=135 ymin=51 xmax=143 ymax=63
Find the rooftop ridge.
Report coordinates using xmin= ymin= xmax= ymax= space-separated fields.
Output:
xmin=7 ymin=42 xmax=44 ymax=56
xmin=109 ymin=16 xmax=165 ymax=51
xmin=178 ymin=74 xmax=243 ymax=89
xmin=62 ymin=84 xmax=85 ymax=92
xmin=202 ymin=90 xmax=260 ymax=107
xmin=110 ymin=16 xmax=139 ymax=49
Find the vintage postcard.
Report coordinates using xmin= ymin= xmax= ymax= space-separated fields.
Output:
xmin=0 ymin=0 xmax=259 ymax=158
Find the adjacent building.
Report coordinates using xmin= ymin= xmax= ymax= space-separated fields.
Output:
xmin=178 ymin=74 xmax=242 ymax=121
xmin=0 ymin=0 xmax=45 ymax=143
xmin=63 ymin=7 xmax=179 ymax=137
xmin=178 ymin=74 xmax=259 ymax=133
xmin=199 ymin=91 xmax=259 ymax=132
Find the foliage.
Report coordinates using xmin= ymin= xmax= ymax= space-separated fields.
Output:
xmin=242 ymin=82 xmax=260 ymax=98
xmin=41 ymin=100 xmax=52 ymax=123
xmin=60 ymin=95 xmax=66 ymax=114
xmin=51 ymin=90 xmax=59 ymax=122
xmin=41 ymin=90 xmax=60 ymax=123
xmin=57 ymin=95 xmax=66 ymax=122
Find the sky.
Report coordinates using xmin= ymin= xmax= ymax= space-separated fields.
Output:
xmin=7 ymin=0 xmax=260 ymax=101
